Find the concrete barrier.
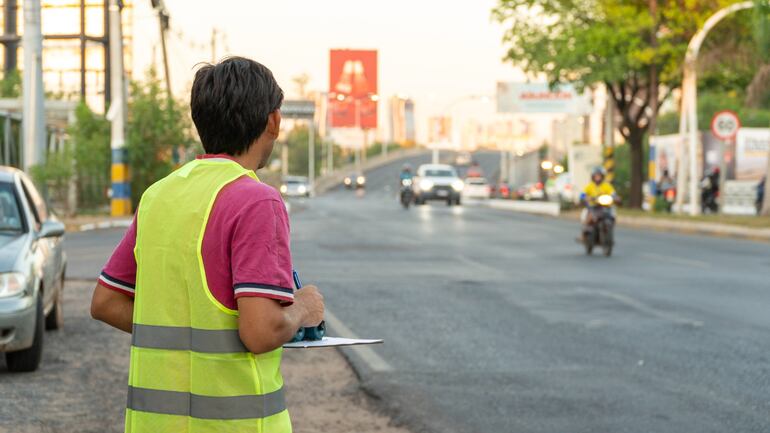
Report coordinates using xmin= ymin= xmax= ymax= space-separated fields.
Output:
xmin=313 ymin=148 xmax=430 ymax=195
xmin=484 ymin=199 xmax=561 ymax=216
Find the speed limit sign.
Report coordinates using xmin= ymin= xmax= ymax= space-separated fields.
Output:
xmin=711 ymin=110 xmax=740 ymax=140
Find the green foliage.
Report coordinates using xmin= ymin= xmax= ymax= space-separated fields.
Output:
xmin=70 ymin=102 xmax=111 ymax=208
xmin=611 ymin=139 xmax=649 ymax=207
xmin=125 ymin=69 xmax=194 ymax=207
xmin=657 ymin=90 xmax=770 ymax=135
xmin=30 ymin=142 xmax=75 ymax=213
xmin=366 ymin=142 xmax=401 ymax=159
xmin=0 ymin=70 xmax=21 ymax=98
xmin=283 ymin=125 xmax=324 ymax=176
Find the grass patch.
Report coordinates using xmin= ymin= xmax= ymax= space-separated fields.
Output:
xmin=618 ymin=209 xmax=770 ymax=229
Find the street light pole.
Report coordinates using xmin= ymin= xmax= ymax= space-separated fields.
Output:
xmin=679 ymin=1 xmax=754 ymax=215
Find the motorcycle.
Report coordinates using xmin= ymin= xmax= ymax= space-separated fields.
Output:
xmin=583 ymin=194 xmax=615 ymax=257
xmin=400 ymin=178 xmax=413 ymax=209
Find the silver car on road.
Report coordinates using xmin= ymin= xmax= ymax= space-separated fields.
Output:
xmin=0 ymin=167 xmax=66 ymax=372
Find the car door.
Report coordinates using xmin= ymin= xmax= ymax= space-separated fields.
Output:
xmin=18 ymin=175 xmax=59 ymax=311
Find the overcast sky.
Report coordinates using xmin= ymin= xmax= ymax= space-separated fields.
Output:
xmin=132 ymin=0 xmax=526 ymax=140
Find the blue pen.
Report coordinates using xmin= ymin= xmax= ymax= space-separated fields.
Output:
xmin=292 ymin=270 xmax=302 ymax=290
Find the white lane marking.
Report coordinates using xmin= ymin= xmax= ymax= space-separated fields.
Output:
xmin=640 ymin=252 xmax=710 ymax=269
xmin=574 ymin=287 xmax=704 ymax=328
xmin=324 ymin=310 xmax=393 ymax=373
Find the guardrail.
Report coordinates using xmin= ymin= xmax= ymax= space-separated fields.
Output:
xmin=313 ymin=148 xmax=430 ymax=195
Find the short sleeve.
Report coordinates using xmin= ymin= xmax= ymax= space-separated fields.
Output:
xmin=99 ymin=215 xmax=138 ymax=297
xmin=230 ymin=199 xmax=294 ymax=305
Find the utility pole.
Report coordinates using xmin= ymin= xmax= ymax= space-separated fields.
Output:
xmin=308 ymin=121 xmax=315 ymax=193
xmin=22 ymin=0 xmax=45 ymax=173
xmin=151 ymin=0 xmax=172 ymax=100
xmin=603 ymin=86 xmax=615 ymax=184
xmin=108 ymin=0 xmax=130 ymax=216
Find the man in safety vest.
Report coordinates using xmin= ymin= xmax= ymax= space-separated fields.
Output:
xmin=90 ymin=57 xmax=324 ymax=433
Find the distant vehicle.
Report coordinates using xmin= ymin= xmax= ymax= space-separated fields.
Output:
xmin=553 ymin=173 xmax=574 ymax=203
xmin=462 ymin=177 xmax=491 ymax=200
xmin=280 ymin=176 xmax=311 ymax=197
xmin=412 ymin=164 xmax=463 ymax=206
xmin=344 ymin=173 xmax=366 ymax=190
xmin=400 ymin=178 xmax=413 ymax=209
xmin=0 ymin=167 xmax=67 ymax=372
xmin=455 ymin=152 xmax=473 ymax=166
xmin=517 ymin=182 xmax=545 ymax=201
xmin=491 ymin=182 xmax=511 ymax=199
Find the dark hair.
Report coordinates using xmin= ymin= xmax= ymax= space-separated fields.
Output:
xmin=191 ymin=57 xmax=284 ymax=155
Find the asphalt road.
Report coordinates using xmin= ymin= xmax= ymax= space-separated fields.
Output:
xmin=290 ymin=151 xmax=770 ymax=433
xmin=55 ymin=152 xmax=770 ymax=433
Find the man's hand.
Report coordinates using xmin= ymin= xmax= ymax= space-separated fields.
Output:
xmin=294 ymin=285 xmax=324 ymax=327
xmin=237 ymin=285 xmax=324 ymax=354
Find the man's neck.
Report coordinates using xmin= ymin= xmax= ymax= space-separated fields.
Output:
xmin=230 ymin=146 xmax=263 ymax=172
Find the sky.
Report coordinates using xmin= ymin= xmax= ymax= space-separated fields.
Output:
xmin=132 ymin=0 xmax=527 ymax=142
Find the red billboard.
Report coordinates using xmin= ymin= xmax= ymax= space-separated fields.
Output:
xmin=329 ymin=49 xmax=378 ymax=129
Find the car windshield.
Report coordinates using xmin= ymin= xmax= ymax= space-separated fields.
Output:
xmin=0 ymin=182 xmax=23 ymax=232
xmin=424 ymin=169 xmax=455 ymax=177
xmin=467 ymin=178 xmax=487 ymax=185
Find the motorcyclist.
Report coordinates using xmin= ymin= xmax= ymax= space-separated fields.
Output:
xmin=700 ymin=167 xmax=720 ymax=213
xmin=580 ymin=167 xmax=617 ymax=236
xmin=399 ymin=164 xmax=413 ymax=183
xmin=757 ymin=176 xmax=766 ymax=215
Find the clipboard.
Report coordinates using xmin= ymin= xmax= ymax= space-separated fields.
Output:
xmin=283 ymin=336 xmax=383 ymax=349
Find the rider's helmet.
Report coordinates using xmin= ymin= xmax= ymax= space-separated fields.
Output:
xmin=402 ymin=163 xmax=412 ymax=173
xmin=591 ymin=166 xmax=606 ymax=183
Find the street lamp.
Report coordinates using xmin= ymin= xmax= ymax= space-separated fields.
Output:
xmin=541 ymin=160 xmax=554 ymax=171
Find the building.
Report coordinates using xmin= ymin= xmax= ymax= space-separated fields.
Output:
xmin=0 ymin=0 xmax=133 ymax=112
xmin=389 ymin=95 xmax=415 ymax=146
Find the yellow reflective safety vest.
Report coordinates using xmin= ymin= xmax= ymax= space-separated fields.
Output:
xmin=126 ymin=158 xmax=291 ymax=433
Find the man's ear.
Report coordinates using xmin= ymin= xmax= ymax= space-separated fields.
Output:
xmin=267 ymin=110 xmax=282 ymax=138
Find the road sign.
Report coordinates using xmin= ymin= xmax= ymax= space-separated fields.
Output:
xmin=281 ymin=100 xmax=315 ymax=119
xmin=711 ymin=110 xmax=740 ymax=141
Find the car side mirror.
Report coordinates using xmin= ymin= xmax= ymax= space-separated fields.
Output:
xmin=37 ymin=220 xmax=65 ymax=239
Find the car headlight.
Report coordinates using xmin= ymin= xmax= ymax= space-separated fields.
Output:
xmin=280 ymin=185 xmax=288 ymax=194
xmin=419 ymin=179 xmax=434 ymax=191
xmin=298 ymin=185 xmax=307 ymax=194
xmin=451 ymin=180 xmax=465 ymax=192
xmin=344 ymin=178 xmax=352 ymax=185
xmin=357 ymin=176 xmax=366 ymax=185
xmin=0 ymin=273 xmax=28 ymax=298
xmin=597 ymin=194 xmax=614 ymax=206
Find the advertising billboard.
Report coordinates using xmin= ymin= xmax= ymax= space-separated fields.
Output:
xmin=329 ymin=49 xmax=378 ymax=129
xmin=735 ymin=128 xmax=770 ymax=180
xmin=496 ymin=82 xmax=591 ymax=114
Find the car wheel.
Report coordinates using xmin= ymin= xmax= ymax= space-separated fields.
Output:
xmin=45 ymin=274 xmax=64 ymax=330
xmin=6 ymin=295 xmax=44 ymax=372
xmin=446 ymin=198 xmax=453 ymax=206
xmin=455 ymin=197 xmax=462 ymax=206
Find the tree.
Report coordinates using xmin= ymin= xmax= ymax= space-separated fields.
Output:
xmin=70 ymin=102 xmax=111 ymax=209
xmin=125 ymin=69 xmax=195 ymax=207
xmin=492 ymin=0 xmax=734 ymax=208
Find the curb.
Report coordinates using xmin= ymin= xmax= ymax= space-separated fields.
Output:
xmin=617 ymin=217 xmax=770 ymax=243
xmin=69 ymin=219 xmax=132 ymax=233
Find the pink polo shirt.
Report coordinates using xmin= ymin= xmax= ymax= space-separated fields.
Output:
xmin=98 ymin=154 xmax=294 ymax=308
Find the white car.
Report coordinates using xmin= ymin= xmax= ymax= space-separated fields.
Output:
xmin=280 ymin=176 xmax=311 ymax=197
xmin=462 ymin=177 xmax=491 ymax=199
xmin=412 ymin=164 xmax=464 ymax=206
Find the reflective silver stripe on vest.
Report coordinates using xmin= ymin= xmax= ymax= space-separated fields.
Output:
xmin=132 ymin=324 xmax=247 ymax=353
xmin=127 ymin=386 xmax=286 ymax=420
